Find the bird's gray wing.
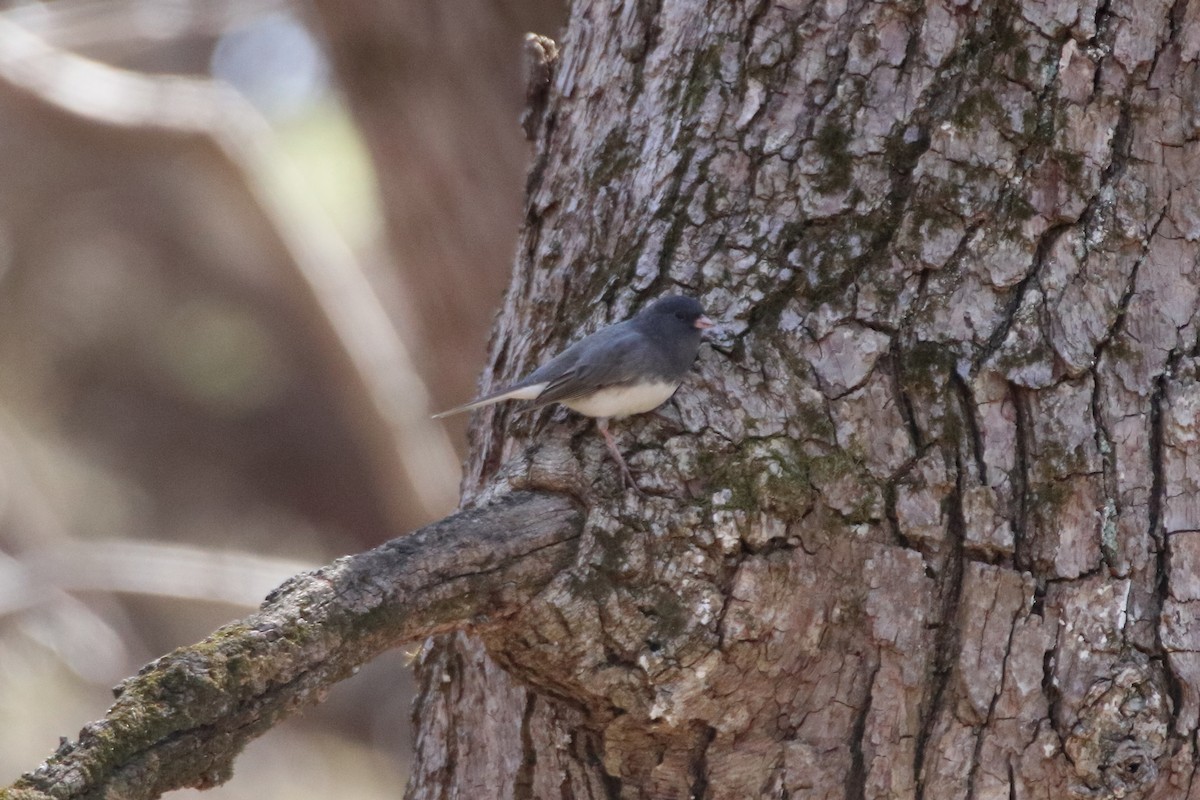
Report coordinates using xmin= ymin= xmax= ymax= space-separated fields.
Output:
xmin=433 ymin=323 xmax=640 ymax=417
xmin=527 ymin=325 xmax=655 ymax=408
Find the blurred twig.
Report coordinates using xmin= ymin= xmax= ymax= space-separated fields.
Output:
xmin=0 ymin=417 xmax=140 ymax=681
xmin=12 ymin=541 xmax=316 ymax=610
xmin=3 ymin=0 xmax=284 ymax=52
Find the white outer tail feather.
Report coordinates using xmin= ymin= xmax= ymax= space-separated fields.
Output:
xmin=430 ymin=382 xmax=548 ymax=419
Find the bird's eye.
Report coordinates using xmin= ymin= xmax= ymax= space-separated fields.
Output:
xmin=675 ymin=312 xmax=687 ymax=320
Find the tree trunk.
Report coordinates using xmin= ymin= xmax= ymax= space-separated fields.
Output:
xmin=408 ymin=0 xmax=1194 ymax=798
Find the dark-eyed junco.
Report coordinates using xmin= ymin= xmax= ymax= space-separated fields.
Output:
xmin=434 ymin=295 xmax=714 ymax=488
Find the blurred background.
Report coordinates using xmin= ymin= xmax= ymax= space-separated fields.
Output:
xmin=0 ymin=0 xmax=563 ymax=795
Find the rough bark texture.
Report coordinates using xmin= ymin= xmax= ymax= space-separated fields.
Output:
xmin=408 ymin=1 xmax=1200 ymax=798
xmin=0 ymin=492 xmax=581 ymax=800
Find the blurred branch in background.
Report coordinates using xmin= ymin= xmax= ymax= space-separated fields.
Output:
xmin=306 ymin=0 xmax=566 ymax=415
xmin=11 ymin=540 xmax=313 ymax=609
xmin=2 ymin=0 xmax=285 ymax=57
xmin=0 ymin=413 xmax=310 ymax=673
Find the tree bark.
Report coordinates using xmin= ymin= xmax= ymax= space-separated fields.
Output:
xmin=407 ymin=1 xmax=1197 ymax=798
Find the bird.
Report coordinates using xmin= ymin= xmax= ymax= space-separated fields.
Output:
xmin=433 ymin=295 xmax=714 ymax=489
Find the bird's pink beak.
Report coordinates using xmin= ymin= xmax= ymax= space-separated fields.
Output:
xmin=694 ymin=316 xmax=715 ymax=330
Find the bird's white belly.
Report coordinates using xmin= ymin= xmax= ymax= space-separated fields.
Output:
xmin=562 ymin=381 xmax=680 ymax=418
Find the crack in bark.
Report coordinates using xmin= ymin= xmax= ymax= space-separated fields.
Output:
xmin=914 ymin=455 xmax=969 ymax=800
xmin=950 ymin=368 xmax=989 ymax=487
xmin=443 ymin=642 xmax=466 ymax=791
xmin=1090 ymin=372 xmax=1121 ymax=572
xmin=1091 ymin=205 xmax=1166 ymax=368
xmin=975 ymin=223 xmax=1066 ymax=375
xmin=625 ymin=0 xmax=665 ymax=104
xmin=688 ymin=725 xmax=717 ymax=800
xmin=1041 ymin=628 xmax=1065 ymax=739
xmin=886 ymin=340 xmax=928 ymax=519
xmin=736 ymin=0 xmax=777 ymax=128
xmin=587 ymin=732 xmax=622 ymax=800
xmin=845 ymin=661 xmax=880 ymax=800
xmin=1009 ymin=382 xmax=1032 ymax=575
xmin=884 ymin=478 xmax=915 ymax=551
xmin=1148 ymin=365 xmax=1170 ymax=552
xmin=964 ymin=590 xmax=1026 ymax=800
xmin=646 ymin=145 xmax=702 ymax=296
xmin=1147 ymin=357 xmax=1189 ymax=737
xmin=1089 ymin=0 xmax=1116 ymax=48
xmin=1146 ymin=0 xmax=1188 ymax=80
xmin=514 ymin=692 xmax=539 ymax=800
xmin=796 ymin=0 xmax=871 ymax=146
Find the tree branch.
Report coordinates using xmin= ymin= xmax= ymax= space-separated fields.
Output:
xmin=1 ymin=491 xmax=582 ymax=800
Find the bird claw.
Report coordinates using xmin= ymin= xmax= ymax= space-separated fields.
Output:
xmin=616 ymin=461 xmax=646 ymax=497
xmin=598 ymin=419 xmax=645 ymax=497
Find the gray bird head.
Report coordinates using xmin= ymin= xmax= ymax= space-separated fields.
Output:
xmin=632 ymin=295 xmax=714 ymax=374
xmin=636 ymin=295 xmax=714 ymax=336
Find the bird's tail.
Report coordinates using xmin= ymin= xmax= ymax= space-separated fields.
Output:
xmin=431 ymin=382 xmax=547 ymax=419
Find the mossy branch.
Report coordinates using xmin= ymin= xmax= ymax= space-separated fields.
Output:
xmin=1 ymin=492 xmax=583 ymax=800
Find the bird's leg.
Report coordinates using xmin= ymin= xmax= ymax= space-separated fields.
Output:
xmin=597 ymin=418 xmax=642 ymax=494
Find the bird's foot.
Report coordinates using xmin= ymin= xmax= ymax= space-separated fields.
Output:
xmin=613 ymin=455 xmax=646 ymax=497
xmin=597 ymin=419 xmax=645 ymax=497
